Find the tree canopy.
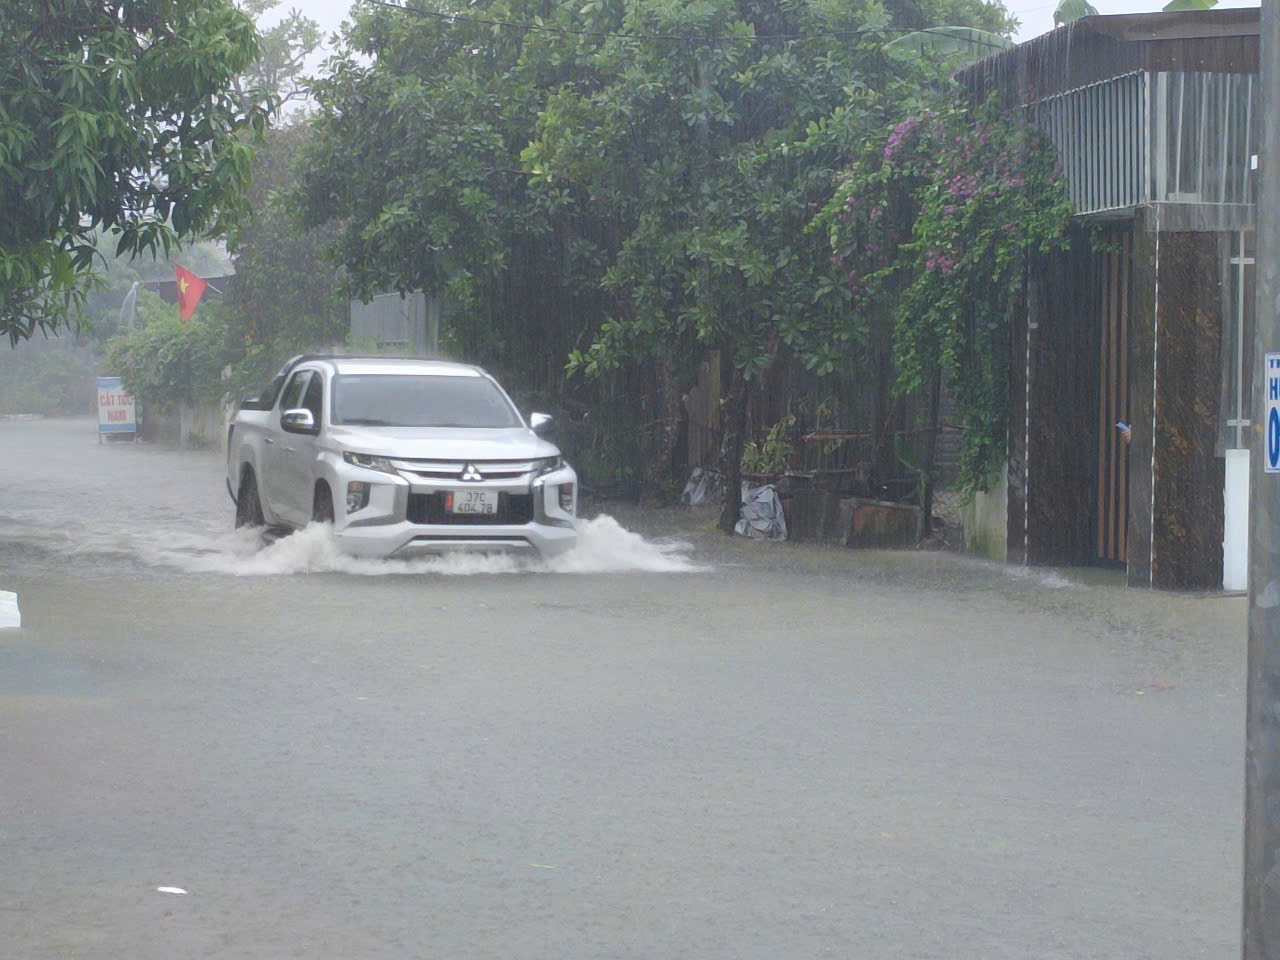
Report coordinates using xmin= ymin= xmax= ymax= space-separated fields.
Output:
xmin=223 ymin=119 xmax=348 ymax=395
xmin=0 ymin=0 xmax=273 ymax=344
xmin=234 ymin=0 xmax=323 ymax=113
xmin=295 ymin=0 xmax=1018 ymax=506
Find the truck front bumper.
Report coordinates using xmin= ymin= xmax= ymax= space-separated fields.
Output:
xmin=331 ymin=460 xmax=579 ymax=560
xmin=335 ymin=520 xmax=578 ymax=559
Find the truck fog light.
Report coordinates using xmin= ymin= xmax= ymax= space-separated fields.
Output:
xmin=558 ymin=482 xmax=575 ymax=513
xmin=347 ymin=481 xmax=371 ymax=514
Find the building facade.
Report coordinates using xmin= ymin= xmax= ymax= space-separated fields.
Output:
xmin=959 ymin=10 xmax=1259 ymax=590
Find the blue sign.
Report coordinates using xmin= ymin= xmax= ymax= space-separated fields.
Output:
xmin=1267 ymin=354 xmax=1280 ymax=473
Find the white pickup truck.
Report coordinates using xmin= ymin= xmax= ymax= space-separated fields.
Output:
xmin=226 ymin=355 xmax=578 ymax=558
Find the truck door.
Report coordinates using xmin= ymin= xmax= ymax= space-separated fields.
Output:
xmin=265 ymin=369 xmax=312 ymax=525
xmin=282 ymin=370 xmax=326 ymax=522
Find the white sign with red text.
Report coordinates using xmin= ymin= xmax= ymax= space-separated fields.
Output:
xmin=97 ymin=377 xmax=136 ymax=434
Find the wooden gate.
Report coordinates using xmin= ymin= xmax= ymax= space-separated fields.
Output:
xmin=1096 ymin=232 xmax=1132 ymax=564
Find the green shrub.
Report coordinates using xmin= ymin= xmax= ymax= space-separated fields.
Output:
xmin=105 ymin=292 xmax=232 ymax=413
xmin=741 ymin=416 xmax=796 ymax=476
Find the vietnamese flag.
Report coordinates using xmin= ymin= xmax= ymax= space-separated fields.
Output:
xmin=175 ymin=265 xmax=208 ymax=323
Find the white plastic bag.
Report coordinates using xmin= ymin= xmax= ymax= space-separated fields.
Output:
xmin=734 ymin=483 xmax=787 ymax=541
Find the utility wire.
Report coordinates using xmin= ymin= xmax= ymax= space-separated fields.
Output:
xmin=357 ymin=0 xmax=1014 ymax=49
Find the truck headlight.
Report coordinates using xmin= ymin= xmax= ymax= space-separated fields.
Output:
xmin=558 ymin=482 xmax=575 ymax=513
xmin=343 ymin=451 xmax=397 ymax=474
xmin=536 ymin=456 xmax=564 ymax=476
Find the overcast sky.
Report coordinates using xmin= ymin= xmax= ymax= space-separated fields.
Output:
xmin=269 ymin=0 xmax=1262 ymax=62
xmin=1006 ymin=0 xmax=1257 ymax=42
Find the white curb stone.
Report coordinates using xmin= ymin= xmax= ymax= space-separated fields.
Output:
xmin=0 ymin=592 xmax=20 ymax=629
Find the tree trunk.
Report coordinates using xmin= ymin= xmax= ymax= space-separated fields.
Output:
xmin=718 ymin=368 xmax=749 ymax=534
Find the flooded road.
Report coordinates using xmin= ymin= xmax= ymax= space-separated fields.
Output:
xmin=0 ymin=417 xmax=1245 ymax=958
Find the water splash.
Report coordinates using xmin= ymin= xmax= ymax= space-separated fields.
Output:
xmin=116 ymin=515 xmax=704 ymax=577
xmin=545 ymin=516 xmax=698 ymax=574
xmin=1003 ymin=565 xmax=1078 ymax=590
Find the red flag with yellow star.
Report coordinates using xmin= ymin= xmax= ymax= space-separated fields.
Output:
xmin=175 ymin=266 xmax=208 ymax=323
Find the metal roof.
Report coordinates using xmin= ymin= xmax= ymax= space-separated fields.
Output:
xmin=1070 ymin=9 xmax=1259 ymax=43
xmin=957 ymin=9 xmax=1260 ymax=102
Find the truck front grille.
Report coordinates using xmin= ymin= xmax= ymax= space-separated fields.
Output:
xmin=406 ymin=492 xmax=534 ymax=526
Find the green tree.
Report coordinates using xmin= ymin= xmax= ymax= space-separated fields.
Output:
xmin=1053 ymin=0 xmax=1097 ymax=24
xmin=523 ymin=8 xmax=857 ymax=516
xmin=523 ymin=0 xmax=1010 ymax=524
xmin=0 ymin=0 xmax=272 ymax=345
xmin=295 ymin=0 xmax=1016 ymax=517
xmin=295 ymin=0 xmax=621 ymax=482
xmin=224 ymin=119 xmax=348 ymax=394
xmin=106 ymin=289 xmax=235 ymax=412
xmin=295 ymin=0 xmax=610 ymax=371
xmin=98 ymin=1 xmax=329 ymax=420
xmin=234 ymin=0 xmax=323 ymax=113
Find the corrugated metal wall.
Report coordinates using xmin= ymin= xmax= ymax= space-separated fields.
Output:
xmin=349 ymin=292 xmax=442 ymax=355
xmin=1035 ymin=73 xmax=1147 ymax=215
xmin=1150 ymin=71 xmax=1256 ymax=205
xmin=1034 ymin=70 xmax=1258 ymax=216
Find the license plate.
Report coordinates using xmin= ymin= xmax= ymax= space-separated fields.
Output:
xmin=446 ymin=489 xmax=498 ymax=515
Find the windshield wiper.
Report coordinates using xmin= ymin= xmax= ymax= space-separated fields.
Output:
xmin=339 ymin=417 xmax=395 ymax=425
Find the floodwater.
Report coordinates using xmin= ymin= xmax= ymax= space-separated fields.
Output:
xmin=0 ymin=417 xmax=1247 ymax=959
xmin=0 ymin=417 xmax=700 ymax=579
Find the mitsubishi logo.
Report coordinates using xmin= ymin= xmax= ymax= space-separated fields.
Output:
xmin=460 ymin=463 xmax=484 ymax=482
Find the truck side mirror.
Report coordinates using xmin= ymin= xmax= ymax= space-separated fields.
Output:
xmin=281 ymin=408 xmax=318 ymax=435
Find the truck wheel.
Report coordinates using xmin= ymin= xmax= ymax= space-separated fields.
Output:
xmin=312 ymin=483 xmax=335 ymax=525
xmin=235 ymin=469 xmax=265 ymax=528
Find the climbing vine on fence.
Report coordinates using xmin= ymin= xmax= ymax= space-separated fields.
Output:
xmin=812 ymin=97 xmax=1074 ymax=494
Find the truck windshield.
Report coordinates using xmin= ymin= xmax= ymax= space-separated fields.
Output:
xmin=331 ymin=374 xmax=522 ymax=428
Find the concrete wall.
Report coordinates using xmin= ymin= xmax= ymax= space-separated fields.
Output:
xmin=963 ymin=465 xmax=1008 ymax=563
xmin=1224 ymin=448 xmax=1249 ymax=592
xmin=141 ymin=398 xmax=233 ymax=452
xmin=350 ymin=292 xmax=442 ymax=355
xmin=179 ymin=399 xmax=232 ymax=451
